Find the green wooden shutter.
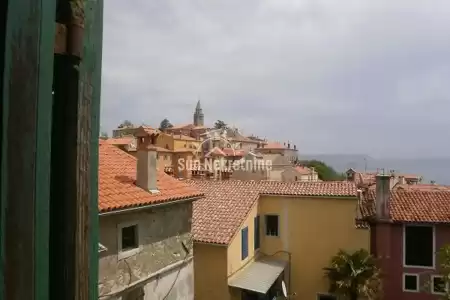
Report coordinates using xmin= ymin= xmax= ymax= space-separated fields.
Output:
xmin=241 ymin=227 xmax=248 ymax=260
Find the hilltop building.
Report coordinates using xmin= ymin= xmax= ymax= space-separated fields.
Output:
xmin=165 ymin=101 xmax=210 ymax=139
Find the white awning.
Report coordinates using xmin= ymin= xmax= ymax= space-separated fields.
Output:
xmin=228 ymin=258 xmax=287 ymax=294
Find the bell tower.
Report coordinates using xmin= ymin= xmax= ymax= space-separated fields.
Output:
xmin=193 ymin=100 xmax=204 ymax=126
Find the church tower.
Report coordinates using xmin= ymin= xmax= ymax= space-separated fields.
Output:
xmin=193 ymin=100 xmax=204 ymax=126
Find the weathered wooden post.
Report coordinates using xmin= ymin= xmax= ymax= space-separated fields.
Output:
xmin=1 ymin=0 xmax=103 ymax=298
xmin=1 ymin=0 xmax=57 ymax=299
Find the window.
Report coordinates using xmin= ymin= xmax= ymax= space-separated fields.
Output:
xmin=118 ymin=222 xmax=140 ymax=259
xmin=404 ymin=225 xmax=434 ymax=267
xmin=241 ymin=227 xmax=248 ymax=260
xmin=403 ymin=274 xmax=419 ymax=292
xmin=265 ymin=215 xmax=279 ymax=236
xmin=122 ymin=225 xmax=138 ymax=250
xmin=254 ymin=216 xmax=260 ymax=250
xmin=317 ymin=294 xmax=337 ymax=300
xmin=432 ymin=275 xmax=447 ymax=295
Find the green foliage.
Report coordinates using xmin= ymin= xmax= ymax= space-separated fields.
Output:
xmin=426 ymin=245 xmax=450 ymax=299
xmin=118 ymin=120 xmax=134 ymax=128
xmin=214 ymin=120 xmax=227 ymax=129
xmin=299 ymin=160 xmax=346 ymax=181
xmin=159 ymin=118 xmax=173 ymax=131
xmin=325 ymin=249 xmax=382 ymax=300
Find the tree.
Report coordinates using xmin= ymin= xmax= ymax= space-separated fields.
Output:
xmin=325 ymin=249 xmax=382 ymax=300
xmin=214 ymin=120 xmax=227 ymax=130
xmin=159 ymin=118 xmax=173 ymax=131
xmin=299 ymin=160 xmax=345 ymax=181
xmin=118 ymin=120 xmax=134 ymax=128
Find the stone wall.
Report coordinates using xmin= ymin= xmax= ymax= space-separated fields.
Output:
xmin=98 ymin=201 xmax=193 ymax=298
xmin=104 ymin=260 xmax=194 ymax=300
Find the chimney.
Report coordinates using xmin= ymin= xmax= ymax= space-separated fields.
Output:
xmin=398 ymin=175 xmax=406 ymax=185
xmin=288 ymin=143 xmax=290 ymax=149
xmin=294 ymin=145 xmax=296 ymax=150
xmin=136 ymin=132 xmax=159 ymax=194
xmin=375 ymin=174 xmax=391 ymax=220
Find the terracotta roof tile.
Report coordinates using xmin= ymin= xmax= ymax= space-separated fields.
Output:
xmin=263 ymin=142 xmax=287 ymax=149
xmin=99 ymin=143 xmax=203 ymax=213
xmin=390 ymin=190 xmax=450 ymax=223
xmin=188 ymin=180 xmax=261 ymax=245
xmin=104 ymin=137 xmax=135 ymax=146
xmin=259 ymin=181 xmax=357 ymax=197
xmin=188 ymin=180 xmax=357 ymax=244
xmin=358 ymin=184 xmax=450 ymax=223
xmin=295 ymin=166 xmax=313 ymax=175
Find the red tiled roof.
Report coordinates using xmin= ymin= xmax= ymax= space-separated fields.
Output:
xmin=104 ymin=137 xmax=134 ymax=146
xmin=295 ymin=166 xmax=313 ymax=175
xmin=263 ymin=142 xmax=287 ymax=149
xmin=358 ymin=184 xmax=450 ymax=223
xmin=189 ymin=180 xmax=261 ymax=245
xmin=390 ymin=190 xmax=450 ymax=223
xmin=99 ymin=142 xmax=203 ymax=213
xmin=259 ymin=181 xmax=357 ymax=197
xmin=188 ymin=180 xmax=357 ymax=244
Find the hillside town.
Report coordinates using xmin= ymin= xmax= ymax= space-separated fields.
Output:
xmin=3 ymin=1 xmax=450 ymax=300
xmin=96 ymin=102 xmax=450 ymax=300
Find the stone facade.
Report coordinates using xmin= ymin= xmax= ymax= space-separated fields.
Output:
xmin=98 ymin=201 xmax=194 ymax=300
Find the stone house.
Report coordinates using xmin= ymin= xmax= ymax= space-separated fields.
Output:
xmin=357 ymin=174 xmax=450 ymax=300
xmin=97 ymin=131 xmax=203 ymax=300
xmin=253 ymin=141 xmax=298 ymax=163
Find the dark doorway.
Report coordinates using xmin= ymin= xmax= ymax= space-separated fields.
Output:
xmin=242 ymin=290 xmax=265 ymax=300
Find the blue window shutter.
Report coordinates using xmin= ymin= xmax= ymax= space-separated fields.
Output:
xmin=254 ymin=216 xmax=260 ymax=250
xmin=241 ymin=227 xmax=248 ymax=260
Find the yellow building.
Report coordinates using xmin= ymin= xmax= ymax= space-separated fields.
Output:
xmin=189 ymin=180 xmax=369 ymax=300
xmin=172 ymin=134 xmax=202 ymax=152
xmin=104 ymin=127 xmax=197 ymax=179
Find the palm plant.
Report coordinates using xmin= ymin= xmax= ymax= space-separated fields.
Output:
xmin=429 ymin=245 xmax=450 ymax=299
xmin=324 ymin=249 xmax=382 ymax=300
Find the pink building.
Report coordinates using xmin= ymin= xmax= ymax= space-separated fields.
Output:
xmin=357 ymin=175 xmax=450 ymax=300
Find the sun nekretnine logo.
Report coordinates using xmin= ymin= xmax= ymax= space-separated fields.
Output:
xmin=177 ymin=128 xmax=272 ymax=173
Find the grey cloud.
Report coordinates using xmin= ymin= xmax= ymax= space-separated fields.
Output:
xmin=101 ymin=0 xmax=450 ymax=157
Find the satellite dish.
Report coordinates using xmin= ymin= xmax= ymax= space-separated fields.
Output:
xmin=282 ymin=280 xmax=287 ymax=298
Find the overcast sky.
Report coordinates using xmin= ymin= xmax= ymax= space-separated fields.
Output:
xmin=101 ymin=0 xmax=450 ymax=158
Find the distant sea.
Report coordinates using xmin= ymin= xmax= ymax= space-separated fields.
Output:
xmin=299 ymin=154 xmax=450 ymax=185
